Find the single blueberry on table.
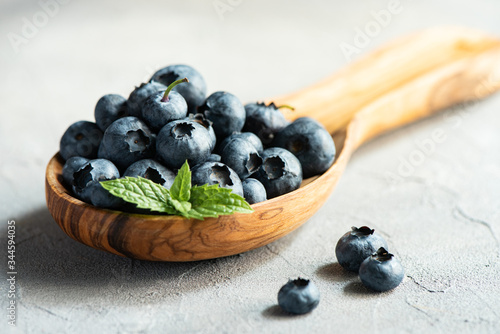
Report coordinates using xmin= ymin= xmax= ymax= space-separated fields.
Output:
xmin=156 ymin=119 xmax=213 ymax=170
xmin=123 ymin=159 xmax=176 ymax=189
xmin=72 ymin=159 xmax=123 ymax=209
xmin=62 ymin=156 xmax=89 ymax=188
xmin=278 ymin=278 xmax=320 ymax=315
xmin=185 ymin=113 xmax=217 ymax=151
xmin=241 ymin=178 xmax=267 ymax=204
xmin=191 ymin=162 xmax=243 ymax=197
xmin=141 ymin=78 xmax=189 ymax=132
xmin=335 ymin=226 xmax=388 ymax=273
xmin=220 ymin=138 xmax=262 ymax=180
xmin=359 ymin=247 xmax=404 ymax=292
xmin=150 ymin=64 xmax=207 ymax=114
xmin=198 ymin=91 xmax=246 ymax=139
xmin=273 ymin=117 xmax=336 ymax=179
xmin=243 ymin=102 xmax=290 ymax=146
xmin=59 ymin=121 xmax=103 ymax=161
xmin=94 ymin=94 xmax=128 ymax=131
xmin=254 ymin=147 xmax=302 ymax=199
xmin=218 ymin=132 xmax=263 ymax=155
xmin=127 ymin=81 xmax=167 ymax=117
xmin=98 ymin=116 xmax=156 ymax=172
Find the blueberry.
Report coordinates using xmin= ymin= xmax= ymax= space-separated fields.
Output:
xmin=185 ymin=113 xmax=216 ymax=151
xmin=277 ymin=278 xmax=320 ymax=315
xmin=335 ymin=226 xmax=388 ymax=273
xmin=191 ymin=162 xmax=243 ymax=197
xmin=94 ymin=94 xmax=128 ymax=131
xmin=254 ymin=147 xmax=302 ymax=199
xmin=207 ymin=154 xmax=221 ymax=162
xmin=156 ymin=120 xmax=212 ymax=170
xmin=241 ymin=178 xmax=267 ymax=204
xmin=127 ymin=81 xmax=167 ymax=117
xmin=359 ymin=247 xmax=404 ymax=292
xmin=150 ymin=64 xmax=207 ymax=113
xmin=72 ymin=159 xmax=123 ymax=209
xmin=243 ymin=102 xmax=289 ymax=146
xmin=123 ymin=159 xmax=176 ymax=189
xmin=98 ymin=116 xmax=156 ymax=171
xmin=273 ymin=117 xmax=335 ymax=178
xmin=62 ymin=156 xmax=89 ymax=188
xmin=141 ymin=78 xmax=189 ymax=132
xmin=59 ymin=121 xmax=103 ymax=161
xmin=198 ymin=91 xmax=245 ymax=139
xmin=218 ymin=132 xmax=263 ymax=155
xmin=220 ymin=138 xmax=262 ymax=180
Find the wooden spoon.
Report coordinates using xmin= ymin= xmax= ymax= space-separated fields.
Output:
xmin=45 ymin=36 xmax=500 ymax=262
xmin=272 ymin=25 xmax=500 ymax=133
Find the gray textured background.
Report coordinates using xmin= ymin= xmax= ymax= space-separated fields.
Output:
xmin=1 ymin=0 xmax=499 ymax=333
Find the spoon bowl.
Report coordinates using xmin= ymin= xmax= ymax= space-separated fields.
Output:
xmin=46 ymin=28 xmax=500 ymax=261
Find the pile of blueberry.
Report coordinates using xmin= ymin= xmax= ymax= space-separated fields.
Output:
xmin=276 ymin=226 xmax=404 ymax=315
xmin=58 ymin=64 xmax=336 ymax=211
xmin=335 ymin=226 xmax=404 ymax=292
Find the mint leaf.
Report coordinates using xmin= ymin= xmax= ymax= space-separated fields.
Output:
xmin=101 ymin=177 xmax=177 ymax=214
xmin=100 ymin=164 xmax=254 ymax=220
xmin=189 ymin=184 xmax=228 ymax=206
xmin=168 ymin=198 xmax=192 ymax=215
xmin=170 ymin=160 xmax=191 ymax=202
xmin=186 ymin=184 xmax=254 ymax=220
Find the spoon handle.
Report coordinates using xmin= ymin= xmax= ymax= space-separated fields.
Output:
xmin=273 ymin=26 xmax=500 ymax=134
xmin=348 ymin=47 xmax=500 ymax=149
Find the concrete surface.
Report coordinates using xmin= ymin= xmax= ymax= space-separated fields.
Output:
xmin=1 ymin=0 xmax=499 ymax=333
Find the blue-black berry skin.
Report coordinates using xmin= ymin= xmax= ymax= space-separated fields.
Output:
xmin=60 ymin=121 xmax=103 ymax=161
xmin=156 ymin=120 xmax=213 ymax=170
xmin=150 ymin=64 xmax=207 ymax=113
xmin=207 ymin=154 xmax=221 ymax=162
xmin=94 ymin=94 xmax=128 ymax=131
xmin=218 ymin=132 xmax=263 ymax=155
xmin=243 ymin=102 xmax=289 ymax=146
xmin=141 ymin=90 xmax=188 ymax=132
xmin=185 ymin=113 xmax=216 ymax=151
xmin=198 ymin=91 xmax=246 ymax=139
xmin=127 ymin=81 xmax=167 ymax=117
xmin=98 ymin=117 xmax=156 ymax=172
xmin=278 ymin=278 xmax=320 ymax=315
xmin=359 ymin=247 xmax=404 ymax=292
xmin=123 ymin=159 xmax=176 ymax=189
xmin=335 ymin=226 xmax=388 ymax=273
xmin=242 ymin=178 xmax=267 ymax=204
xmin=220 ymin=138 xmax=262 ymax=180
xmin=72 ymin=159 xmax=122 ymax=209
xmin=254 ymin=147 xmax=302 ymax=199
xmin=273 ymin=117 xmax=336 ymax=178
xmin=62 ymin=156 xmax=89 ymax=188
xmin=191 ymin=162 xmax=243 ymax=197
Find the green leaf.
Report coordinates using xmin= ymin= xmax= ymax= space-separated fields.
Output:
xmin=100 ymin=177 xmax=176 ymax=214
xmin=170 ymin=160 xmax=191 ymax=202
xmin=186 ymin=184 xmax=254 ymax=220
xmin=189 ymin=184 xmax=229 ymax=206
xmin=168 ymin=198 xmax=192 ymax=215
xmin=100 ymin=167 xmax=254 ymax=220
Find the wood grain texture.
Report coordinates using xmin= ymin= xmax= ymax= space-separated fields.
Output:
xmin=273 ymin=26 xmax=500 ymax=132
xmin=45 ymin=150 xmax=348 ymax=261
xmin=349 ymin=47 xmax=500 ymax=148
xmin=45 ymin=28 xmax=500 ymax=261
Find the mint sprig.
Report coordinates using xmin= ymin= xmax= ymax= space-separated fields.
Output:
xmin=99 ymin=176 xmax=178 ymax=214
xmin=169 ymin=160 xmax=191 ymax=202
xmin=100 ymin=161 xmax=253 ymax=220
